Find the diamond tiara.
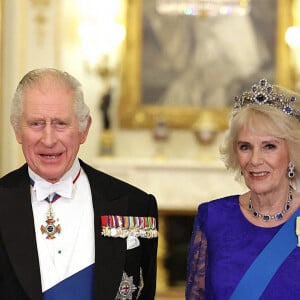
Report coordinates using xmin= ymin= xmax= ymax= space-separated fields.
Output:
xmin=233 ymin=79 xmax=300 ymax=122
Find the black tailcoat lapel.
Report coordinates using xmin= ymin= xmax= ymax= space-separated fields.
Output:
xmin=82 ymin=161 xmax=129 ymax=299
xmin=0 ymin=164 xmax=42 ymax=300
xmin=82 ymin=160 xmax=158 ymax=299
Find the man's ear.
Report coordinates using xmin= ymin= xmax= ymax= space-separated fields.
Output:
xmin=80 ymin=116 xmax=92 ymax=144
xmin=13 ymin=127 xmax=23 ymax=144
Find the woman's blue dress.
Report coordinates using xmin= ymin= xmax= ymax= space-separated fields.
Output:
xmin=186 ymin=195 xmax=300 ymax=299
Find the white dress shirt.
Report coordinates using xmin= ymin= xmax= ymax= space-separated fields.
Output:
xmin=29 ymin=158 xmax=95 ymax=292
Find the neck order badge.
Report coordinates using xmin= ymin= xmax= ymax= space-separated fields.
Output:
xmin=31 ymin=169 xmax=81 ymax=239
xmin=40 ymin=193 xmax=62 ymax=239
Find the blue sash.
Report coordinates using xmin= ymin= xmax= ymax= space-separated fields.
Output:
xmin=43 ymin=264 xmax=94 ymax=300
xmin=230 ymin=208 xmax=300 ymax=300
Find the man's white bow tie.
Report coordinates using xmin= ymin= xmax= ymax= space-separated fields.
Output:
xmin=34 ymin=178 xmax=73 ymax=201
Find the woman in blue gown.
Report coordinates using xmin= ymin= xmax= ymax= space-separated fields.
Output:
xmin=186 ymin=79 xmax=300 ymax=299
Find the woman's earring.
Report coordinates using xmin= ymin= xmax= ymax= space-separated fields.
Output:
xmin=288 ymin=161 xmax=295 ymax=179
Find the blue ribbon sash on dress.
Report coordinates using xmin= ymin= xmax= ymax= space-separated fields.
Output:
xmin=43 ymin=264 xmax=94 ymax=300
xmin=230 ymin=207 xmax=300 ymax=300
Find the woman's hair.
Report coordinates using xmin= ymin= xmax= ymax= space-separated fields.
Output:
xmin=220 ymin=81 xmax=300 ymax=189
xmin=10 ymin=68 xmax=90 ymax=132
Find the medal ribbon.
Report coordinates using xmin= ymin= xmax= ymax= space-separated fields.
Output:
xmin=100 ymin=215 xmax=158 ymax=238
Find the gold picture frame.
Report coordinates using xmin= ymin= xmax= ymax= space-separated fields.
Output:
xmin=119 ymin=0 xmax=294 ymax=129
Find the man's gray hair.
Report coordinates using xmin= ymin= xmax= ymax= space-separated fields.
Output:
xmin=10 ymin=68 xmax=90 ymax=132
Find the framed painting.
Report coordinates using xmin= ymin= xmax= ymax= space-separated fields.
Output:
xmin=118 ymin=0 xmax=294 ymax=129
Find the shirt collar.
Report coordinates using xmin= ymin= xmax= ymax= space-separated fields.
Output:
xmin=28 ymin=158 xmax=81 ymax=201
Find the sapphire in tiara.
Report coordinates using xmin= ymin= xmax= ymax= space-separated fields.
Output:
xmin=234 ymin=79 xmax=300 ymax=122
xmin=284 ymin=105 xmax=292 ymax=114
xmin=255 ymin=93 xmax=267 ymax=104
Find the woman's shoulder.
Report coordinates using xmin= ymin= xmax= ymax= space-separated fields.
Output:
xmin=196 ymin=194 xmax=240 ymax=221
xmin=198 ymin=194 xmax=240 ymax=211
xmin=195 ymin=194 xmax=241 ymax=229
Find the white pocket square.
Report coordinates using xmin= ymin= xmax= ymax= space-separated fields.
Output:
xmin=127 ymin=236 xmax=140 ymax=250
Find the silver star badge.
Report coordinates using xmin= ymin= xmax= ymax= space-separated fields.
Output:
xmin=116 ymin=272 xmax=137 ymax=300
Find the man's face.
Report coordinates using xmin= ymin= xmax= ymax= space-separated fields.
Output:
xmin=14 ymin=83 xmax=91 ymax=182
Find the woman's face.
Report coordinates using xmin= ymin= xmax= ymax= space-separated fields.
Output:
xmin=237 ymin=126 xmax=290 ymax=195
